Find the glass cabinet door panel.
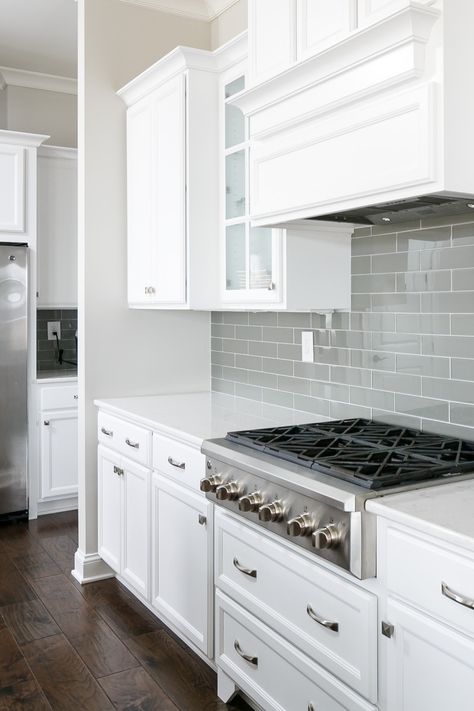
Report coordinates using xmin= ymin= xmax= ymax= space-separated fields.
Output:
xmin=226 ymin=224 xmax=246 ymax=290
xmin=225 ymin=104 xmax=245 ymax=149
xmin=249 ymin=226 xmax=273 ymax=289
xmin=225 ymin=76 xmax=245 ymax=99
xmin=225 ymin=151 xmax=245 ymax=219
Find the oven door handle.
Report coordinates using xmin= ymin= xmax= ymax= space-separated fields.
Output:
xmin=442 ymin=581 xmax=474 ymax=610
xmin=233 ymin=557 xmax=257 ymax=579
xmin=307 ymin=604 xmax=339 ymax=632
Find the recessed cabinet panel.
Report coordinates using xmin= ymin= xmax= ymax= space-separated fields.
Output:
xmin=248 ymin=0 xmax=297 ymax=85
xmin=225 ymin=224 xmax=246 ymax=291
xmin=225 ymin=150 xmax=246 ymax=219
xmin=98 ymin=445 xmax=122 ymax=573
xmin=0 ymin=145 xmax=25 ymax=233
xmin=122 ymin=458 xmax=150 ymax=598
xmin=40 ymin=411 xmax=78 ymax=499
xmin=297 ymin=0 xmax=356 ymax=60
xmin=249 ymin=227 xmax=273 ymax=290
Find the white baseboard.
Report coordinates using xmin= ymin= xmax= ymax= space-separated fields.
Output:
xmin=37 ymin=496 xmax=78 ymax=516
xmin=72 ymin=549 xmax=115 ymax=584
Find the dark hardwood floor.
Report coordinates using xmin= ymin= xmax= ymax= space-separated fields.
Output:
xmin=0 ymin=511 xmax=250 ymax=711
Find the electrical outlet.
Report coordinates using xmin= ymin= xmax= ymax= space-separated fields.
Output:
xmin=47 ymin=321 xmax=61 ymax=341
xmin=301 ymin=331 xmax=314 ymax=363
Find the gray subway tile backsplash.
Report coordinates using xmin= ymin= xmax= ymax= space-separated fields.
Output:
xmin=37 ymin=309 xmax=77 ymax=372
xmin=211 ymin=216 xmax=474 ymax=438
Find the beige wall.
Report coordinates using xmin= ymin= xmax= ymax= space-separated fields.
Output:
xmin=211 ymin=0 xmax=247 ymax=49
xmin=5 ymin=85 xmax=77 ymax=147
xmin=77 ymin=0 xmax=212 ymax=566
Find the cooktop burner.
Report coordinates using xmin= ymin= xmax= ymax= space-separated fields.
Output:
xmin=226 ymin=419 xmax=474 ymax=490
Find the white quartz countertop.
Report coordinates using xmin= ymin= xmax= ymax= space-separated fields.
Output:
xmin=366 ymin=480 xmax=474 ymax=553
xmin=94 ymin=391 xmax=322 ymax=449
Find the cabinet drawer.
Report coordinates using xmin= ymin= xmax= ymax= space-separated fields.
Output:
xmin=216 ymin=590 xmax=376 ymax=711
xmin=41 ymin=384 xmax=78 ymax=410
xmin=386 ymin=524 xmax=474 ymax=639
xmin=216 ymin=511 xmax=377 ymax=701
xmin=153 ymin=434 xmax=205 ymax=491
xmin=97 ymin=411 xmax=151 ymax=466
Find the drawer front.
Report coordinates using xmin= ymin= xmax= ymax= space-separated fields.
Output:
xmin=41 ymin=384 xmax=78 ymax=410
xmin=98 ymin=411 xmax=151 ymax=466
xmin=385 ymin=524 xmax=474 ymax=638
xmin=216 ymin=511 xmax=377 ymax=701
xmin=216 ymin=590 xmax=376 ymax=711
xmin=153 ymin=434 xmax=205 ymax=491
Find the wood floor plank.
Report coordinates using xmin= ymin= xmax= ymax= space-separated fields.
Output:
xmin=0 ymin=619 xmax=32 ymax=689
xmin=21 ymin=634 xmax=114 ymax=711
xmin=0 ymin=678 xmax=52 ymax=711
xmin=11 ymin=549 xmax=62 ymax=582
xmin=98 ymin=667 xmax=180 ymax=711
xmin=0 ymin=557 xmax=37 ymax=607
xmin=1 ymin=599 xmax=60 ymax=645
xmin=31 ymin=574 xmax=89 ymax=617
xmin=39 ymin=535 xmax=77 ymax=574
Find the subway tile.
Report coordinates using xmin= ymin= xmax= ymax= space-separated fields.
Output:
xmin=420 ymin=245 xmax=474 ymax=271
xmin=395 ymin=394 xmax=449 ymax=421
xmin=249 ymin=312 xmax=278 ymax=326
xmin=262 ymin=327 xmax=294 ymax=343
xmin=450 ymin=403 xmax=474 ymax=427
xmin=422 ymin=335 xmax=474 ymax=359
xmin=397 ymin=353 xmax=450 ymax=378
xmin=314 ymin=347 xmax=351 ymax=366
xmin=452 ymin=268 xmax=474 ymax=291
xmin=423 ymin=377 xmax=474 ymax=405
xmin=352 ymin=226 xmax=372 ymax=237
xmin=352 ymin=233 xmax=397 ymax=256
xmin=330 ymin=312 xmax=351 ymax=330
xmin=396 ymin=314 xmax=450 ymax=335
xmin=311 ymin=330 xmax=330 ymax=348
xmin=248 ymin=370 xmax=278 ymax=389
xmin=330 ymin=401 xmax=371 ymax=419
xmin=351 ymin=294 xmax=371 ymax=311
xmin=311 ymin=380 xmax=350 ymax=402
xmin=211 ymin=337 xmax=222 ymax=352
xmin=235 ymin=383 xmax=263 ymax=401
xmin=373 ymin=410 xmax=422 ymax=430
xmin=372 ymin=251 xmax=420 ymax=274
xmin=331 ymin=330 xmax=372 ymax=349
xmin=371 ymin=293 xmax=421 ymax=312
xmin=223 ymin=312 xmax=249 ymax=325
xmin=451 ymin=315 xmax=474 ymax=336
xmin=351 ymin=350 xmax=395 ymax=371
xmin=372 ymin=332 xmax=420 ymax=354
xmin=352 ymin=274 xmax=396 ymax=293
xmin=278 ymin=343 xmax=301 ymax=360
xmin=293 ymin=395 xmax=330 ymax=417
xmin=311 ymin=313 xmax=326 ymax=329
xmin=350 ymin=313 xmax=396 ymax=332
xmin=452 ymin=222 xmax=474 ymax=245
xmin=374 ymin=219 xmax=421 ymax=235
xmin=422 ymin=417 xmax=474 ymax=441
xmin=452 ymin=358 xmax=474 ymax=381
xmin=278 ymin=375 xmax=311 ymax=395
xmin=211 ymin=324 xmax=234 ymax=338
xmin=211 ymin=364 xmax=223 ymax=379
xmin=397 ymin=226 xmax=451 ymax=251
xmin=211 ymin=378 xmax=234 ymax=395
xmin=211 ymin=311 xmax=224 ymax=324
xmin=221 ymin=367 xmax=248 ymax=383
xmin=352 ymin=256 xmax=371 ymax=275
xmin=422 ymin=213 xmax=474 ymax=229
xmin=222 ymin=339 xmax=249 ymax=354
xmin=262 ymin=357 xmax=293 ymax=375
xmin=236 ymin=325 xmax=262 ymax=340
xmin=249 ymin=341 xmax=278 ymax=357
xmin=330 ymin=365 xmax=371 ymax=387
xmin=350 ymin=387 xmax=395 ymax=411
xmin=277 ymin=312 xmax=311 ymax=328
xmin=396 ymin=271 xmax=451 ymax=293
xmin=372 ymin=371 xmax=421 ymax=396
xmin=294 ymin=362 xmax=330 ymax=381
xmin=422 ymin=292 xmax=474 ymax=313
xmin=211 ymin=351 xmax=235 ymax=367
xmin=262 ymin=388 xmax=294 ymax=408
xmin=235 ymin=354 xmax=262 ymax=371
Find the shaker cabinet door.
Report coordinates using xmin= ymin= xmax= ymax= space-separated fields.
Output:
xmin=297 ymin=0 xmax=356 ymax=60
xmin=0 ymin=144 xmax=25 ymax=233
xmin=122 ymin=457 xmax=150 ymax=599
xmin=98 ymin=445 xmax=122 ymax=573
xmin=40 ymin=410 xmax=78 ymax=500
xmin=248 ymin=0 xmax=297 ymax=86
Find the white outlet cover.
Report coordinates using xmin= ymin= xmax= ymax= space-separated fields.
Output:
xmin=301 ymin=331 xmax=314 ymax=363
xmin=47 ymin=321 xmax=61 ymax=341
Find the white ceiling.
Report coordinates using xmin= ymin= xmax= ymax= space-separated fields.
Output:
xmin=0 ymin=0 xmax=77 ymax=79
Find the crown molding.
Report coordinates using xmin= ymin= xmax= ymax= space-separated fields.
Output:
xmin=117 ymin=0 xmax=239 ymax=21
xmin=0 ymin=67 xmax=77 ymax=95
xmin=0 ymin=129 xmax=50 ymax=147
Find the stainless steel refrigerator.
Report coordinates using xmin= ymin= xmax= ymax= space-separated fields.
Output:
xmin=0 ymin=243 xmax=28 ymax=520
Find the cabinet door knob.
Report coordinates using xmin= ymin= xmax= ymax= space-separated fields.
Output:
xmin=113 ymin=465 xmax=124 ymax=476
xmin=44 ymin=420 xmax=50 ymax=426
xmin=73 ymin=395 xmax=78 ymax=400
xmin=198 ymin=514 xmax=207 ymax=526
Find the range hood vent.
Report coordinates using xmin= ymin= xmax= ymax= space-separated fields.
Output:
xmin=311 ymin=194 xmax=474 ymax=226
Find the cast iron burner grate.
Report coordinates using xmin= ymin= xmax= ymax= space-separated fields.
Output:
xmin=226 ymin=419 xmax=474 ymax=490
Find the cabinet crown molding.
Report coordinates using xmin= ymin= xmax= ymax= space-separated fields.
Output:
xmin=118 ymin=0 xmax=238 ymax=21
xmin=0 ymin=66 xmax=77 ymax=95
xmin=0 ymin=129 xmax=50 ymax=147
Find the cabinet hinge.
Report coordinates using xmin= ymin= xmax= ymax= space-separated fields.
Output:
xmin=381 ymin=621 xmax=394 ymax=638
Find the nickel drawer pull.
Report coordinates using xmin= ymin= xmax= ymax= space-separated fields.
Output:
xmin=101 ymin=427 xmax=113 ymax=437
xmin=307 ymin=604 xmax=339 ymax=632
xmin=125 ymin=438 xmax=139 ymax=449
xmin=168 ymin=456 xmax=185 ymax=470
xmin=308 ymin=705 xmax=316 ymax=711
xmin=233 ymin=557 xmax=257 ymax=579
xmin=113 ymin=465 xmax=124 ymax=476
xmin=442 ymin=581 xmax=474 ymax=610
xmin=234 ymin=640 xmax=258 ymax=667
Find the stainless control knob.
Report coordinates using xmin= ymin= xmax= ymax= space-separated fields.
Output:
xmin=258 ymin=501 xmax=283 ymax=523
xmin=239 ymin=492 xmax=263 ymax=512
xmin=312 ymin=524 xmax=342 ymax=550
xmin=287 ymin=513 xmax=313 ymax=537
xmin=216 ymin=482 xmax=240 ymax=501
xmin=200 ymin=475 xmax=222 ymax=493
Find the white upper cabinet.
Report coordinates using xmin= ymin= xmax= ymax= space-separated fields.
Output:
xmin=248 ymin=0 xmax=297 ymax=86
xmin=0 ymin=144 xmax=25 ymax=233
xmin=37 ymin=146 xmax=78 ymax=308
xmin=297 ymin=0 xmax=357 ymax=60
xmin=118 ymin=48 xmax=219 ymax=310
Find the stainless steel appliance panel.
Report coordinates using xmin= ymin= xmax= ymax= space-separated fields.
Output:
xmin=0 ymin=243 xmax=28 ymax=517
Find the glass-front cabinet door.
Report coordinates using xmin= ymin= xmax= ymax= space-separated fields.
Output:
xmin=221 ymin=64 xmax=282 ymax=307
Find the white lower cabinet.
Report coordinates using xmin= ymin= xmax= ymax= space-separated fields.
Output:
xmin=151 ymin=473 xmax=213 ymax=656
xmin=40 ymin=410 xmax=78 ymax=499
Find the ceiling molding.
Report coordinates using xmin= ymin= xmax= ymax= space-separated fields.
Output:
xmin=0 ymin=67 xmax=77 ymax=95
xmin=118 ymin=0 xmax=239 ymax=21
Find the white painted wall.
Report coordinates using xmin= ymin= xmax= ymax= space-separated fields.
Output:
xmin=75 ymin=0 xmax=211 ymax=579
xmin=211 ymin=0 xmax=247 ymax=49
xmin=5 ymin=85 xmax=77 ymax=147
xmin=0 ymin=89 xmax=6 ymax=129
